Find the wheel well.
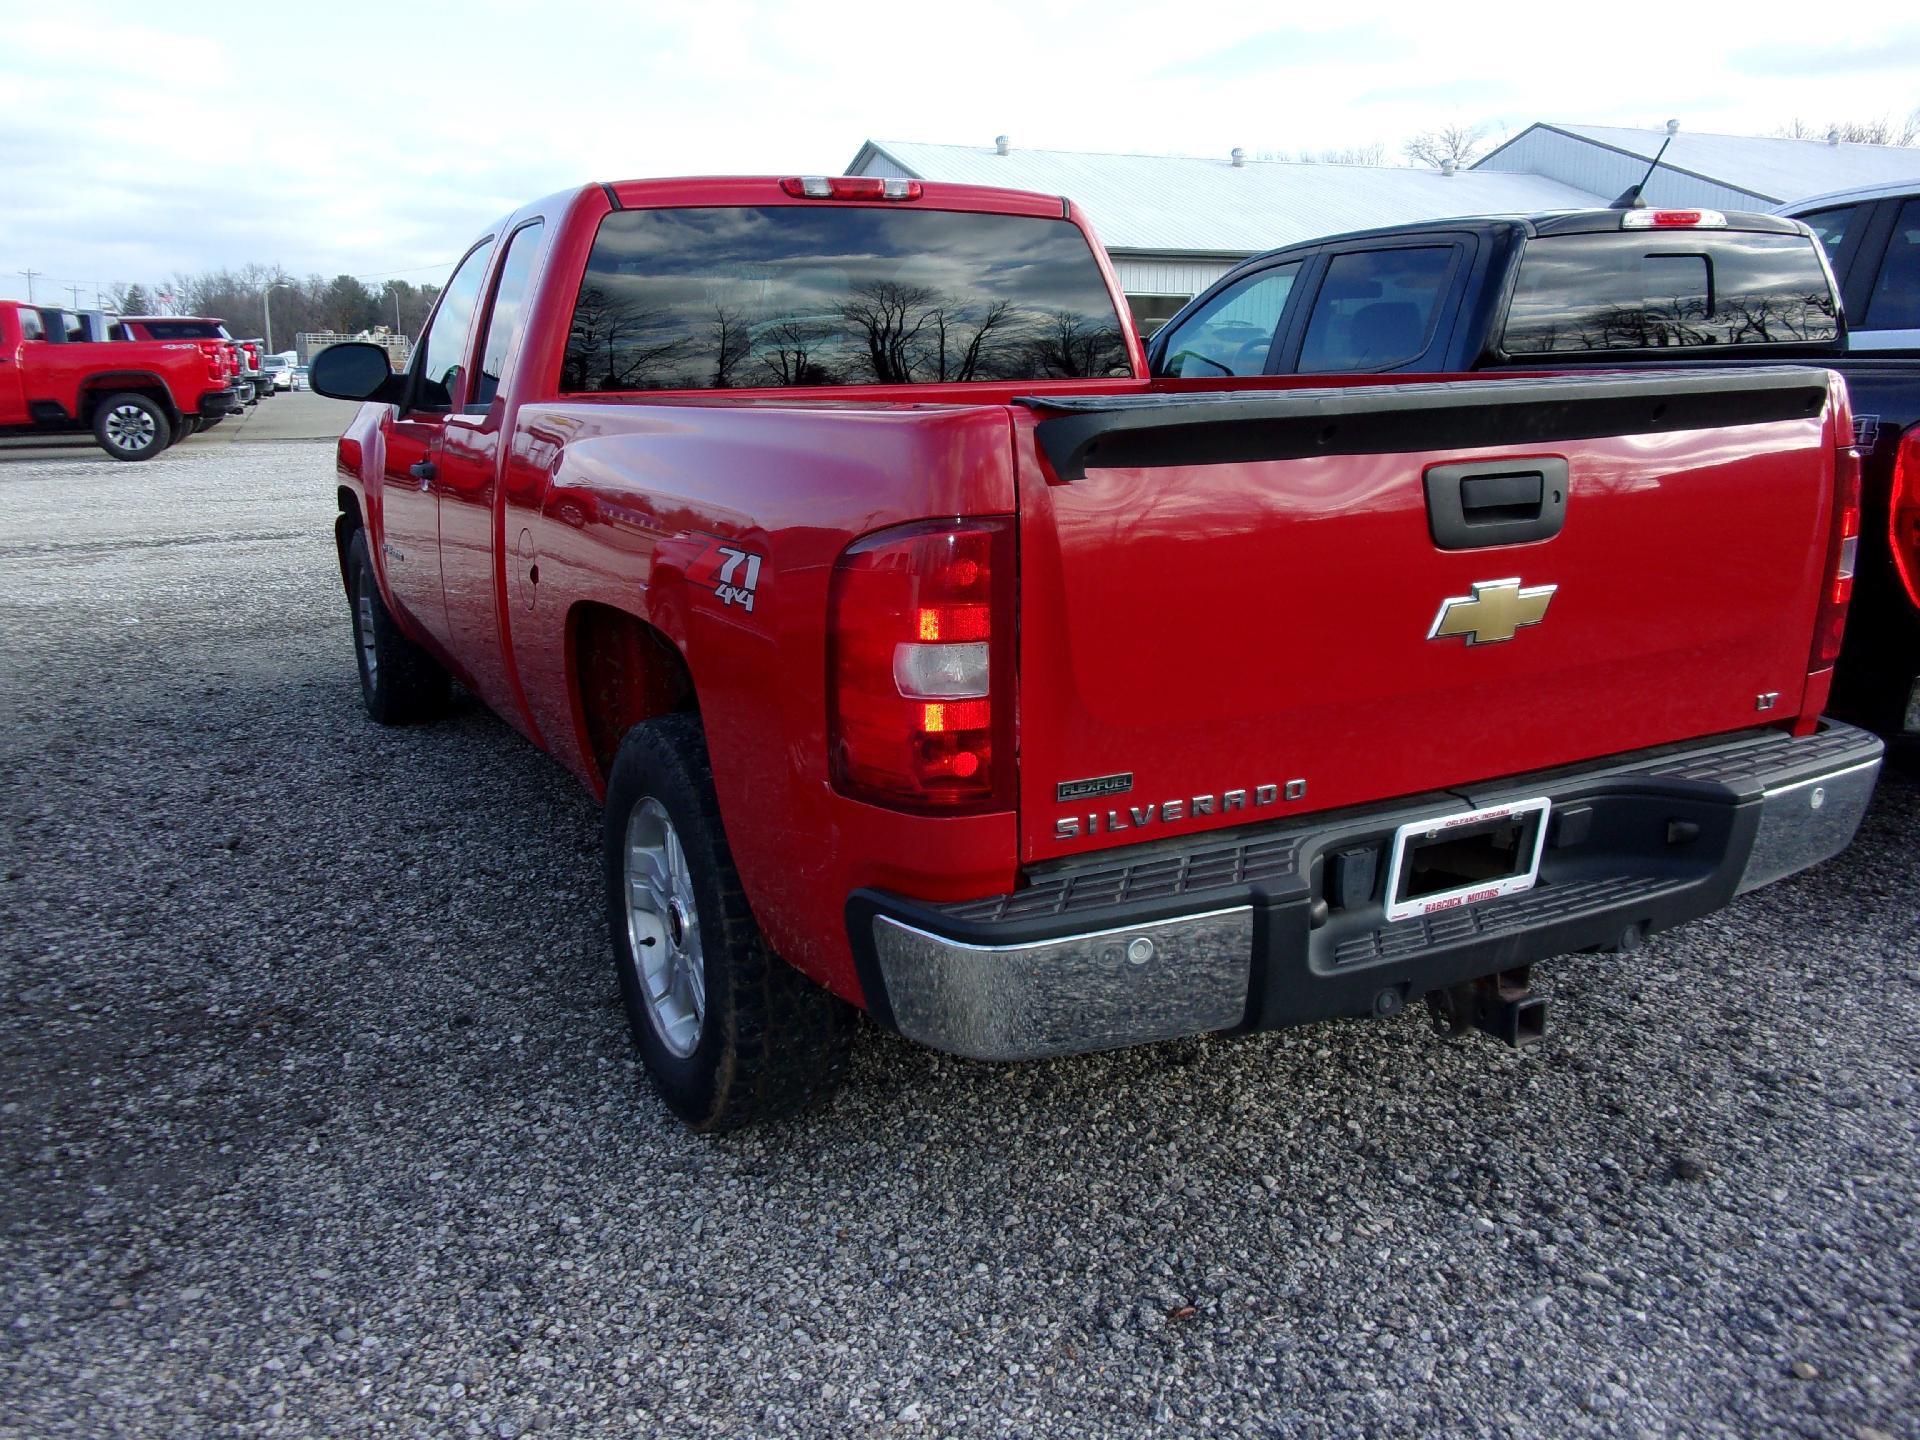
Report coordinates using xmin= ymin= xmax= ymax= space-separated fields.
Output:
xmin=571 ymin=603 xmax=697 ymax=783
xmin=334 ymin=487 xmax=364 ymax=595
xmin=79 ymin=379 xmax=180 ymax=425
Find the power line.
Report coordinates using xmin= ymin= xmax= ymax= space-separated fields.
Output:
xmin=349 ymin=260 xmax=456 ymax=281
xmin=8 ymin=259 xmax=452 ymax=307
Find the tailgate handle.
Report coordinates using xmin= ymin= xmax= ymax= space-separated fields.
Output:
xmin=1425 ymin=458 xmax=1567 ymax=550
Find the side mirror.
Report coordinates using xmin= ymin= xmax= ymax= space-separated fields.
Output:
xmin=310 ymin=342 xmax=404 ymax=403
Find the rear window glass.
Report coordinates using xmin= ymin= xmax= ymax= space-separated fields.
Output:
xmin=1503 ymin=232 xmax=1838 ymax=353
xmin=131 ymin=320 xmax=231 ymax=340
xmin=561 ymin=206 xmax=1128 ymax=391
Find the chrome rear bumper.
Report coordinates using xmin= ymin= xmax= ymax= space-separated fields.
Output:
xmin=1735 ymin=757 xmax=1880 ymax=894
xmin=872 ymin=908 xmax=1254 ymax=1063
xmin=857 ymin=721 xmax=1883 ymax=1061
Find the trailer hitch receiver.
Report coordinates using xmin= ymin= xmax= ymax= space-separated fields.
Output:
xmin=1426 ymin=966 xmax=1547 ymax=1048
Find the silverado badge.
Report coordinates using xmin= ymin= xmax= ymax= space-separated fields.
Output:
xmin=1428 ymin=578 xmax=1556 ymax=646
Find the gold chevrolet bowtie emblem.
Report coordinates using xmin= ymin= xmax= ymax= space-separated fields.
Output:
xmin=1428 ymin=578 xmax=1557 ymax=646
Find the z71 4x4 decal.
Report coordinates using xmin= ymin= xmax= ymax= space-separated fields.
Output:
xmin=686 ymin=539 xmax=765 ymax=613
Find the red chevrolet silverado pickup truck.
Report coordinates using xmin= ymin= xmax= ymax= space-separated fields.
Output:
xmin=0 ymin=299 xmax=244 ymax=458
xmin=111 ymin=317 xmax=258 ymax=408
xmin=313 ymin=175 xmax=1884 ymax=1131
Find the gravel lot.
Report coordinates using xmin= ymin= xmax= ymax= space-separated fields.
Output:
xmin=2 ymin=435 xmax=1916 ymax=1440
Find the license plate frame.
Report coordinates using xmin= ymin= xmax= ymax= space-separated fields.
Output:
xmin=1382 ymin=797 xmax=1552 ymax=923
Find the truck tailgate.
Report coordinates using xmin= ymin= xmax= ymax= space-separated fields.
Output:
xmin=1014 ymin=368 xmax=1838 ymax=862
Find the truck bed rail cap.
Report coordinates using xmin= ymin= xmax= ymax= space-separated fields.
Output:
xmin=1018 ymin=366 xmax=1833 ymax=481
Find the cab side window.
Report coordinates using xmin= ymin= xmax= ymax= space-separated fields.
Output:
xmin=19 ymin=309 xmax=45 ymax=342
xmin=1297 ymin=246 xmax=1454 ymax=373
xmin=1153 ymin=262 xmax=1302 ymax=378
xmin=1863 ymin=198 xmax=1920 ymax=332
xmin=1800 ymin=204 xmax=1861 ymax=259
xmin=410 ymin=240 xmax=497 ymax=412
xmin=470 ymin=221 xmax=546 ymax=410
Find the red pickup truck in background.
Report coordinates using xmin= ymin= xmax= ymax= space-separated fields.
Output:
xmin=110 ymin=316 xmax=263 ymax=408
xmin=0 ymin=299 xmax=244 ymax=458
xmin=313 ymin=175 xmax=1883 ymax=1131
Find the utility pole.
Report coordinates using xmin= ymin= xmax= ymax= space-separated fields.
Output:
xmin=263 ymin=282 xmax=294 ymax=355
xmin=65 ymin=285 xmax=85 ymax=310
xmin=18 ymin=269 xmax=40 ymax=302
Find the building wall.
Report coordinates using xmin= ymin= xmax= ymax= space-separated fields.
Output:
xmin=1110 ymin=256 xmax=1243 ymax=333
xmin=1478 ymin=129 xmax=1771 ymax=212
xmin=1111 ymin=255 xmax=1240 ymax=297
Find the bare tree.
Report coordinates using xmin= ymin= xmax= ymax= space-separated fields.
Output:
xmin=758 ymin=319 xmax=838 ymax=387
xmin=1776 ymin=113 xmax=1920 ymax=145
xmin=840 ymin=282 xmax=940 ymax=383
xmin=708 ymin=306 xmax=753 ymax=388
xmin=563 ymin=286 xmax=690 ymax=391
xmin=1023 ymin=310 xmax=1127 ymax=379
xmin=1299 ymin=142 xmax=1388 ymax=166
xmin=923 ymin=298 xmax=1022 ymax=381
xmin=1252 ymin=142 xmax=1387 ymax=165
xmin=1404 ymin=121 xmax=1493 ymax=169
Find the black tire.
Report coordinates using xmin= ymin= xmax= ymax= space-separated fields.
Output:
xmin=604 ymin=713 xmax=854 ymax=1131
xmin=344 ymin=528 xmax=450 ymax=725
xmin=91 ymin=392 xmax=172 ymax=461
xmin=175 ymin=416 xmax=201 ymax=441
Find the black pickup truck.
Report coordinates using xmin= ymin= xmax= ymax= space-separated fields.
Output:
xmin=1146 ymin=206 xmax=1920 ymax=741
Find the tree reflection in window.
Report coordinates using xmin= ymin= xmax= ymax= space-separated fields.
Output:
xmin=560 ymin=206 xmax=1127 ymax=392
xmin=1502 ymin=232 xmax=1837 ymax=355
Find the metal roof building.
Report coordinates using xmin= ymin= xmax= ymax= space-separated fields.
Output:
xmin=847 ymin=139 xmax=1607 ymax=329
xmin=1476 ymin=123 xmax=1920 ymax=211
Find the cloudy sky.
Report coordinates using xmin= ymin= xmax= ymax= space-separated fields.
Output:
xmin=4 ymin=0 xmax=1918 ymax=304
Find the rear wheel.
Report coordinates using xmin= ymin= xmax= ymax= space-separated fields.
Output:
xmin=344 ymin=528 xmax=450 ymax=724
xmin=92 ymin=393 xmax=172 ymax=461
xmin=604 ymin=713 xmax=854 ymax=1131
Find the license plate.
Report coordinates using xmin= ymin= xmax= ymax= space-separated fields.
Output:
xmin=1382 ymin=797 xmax=1551 ymax=923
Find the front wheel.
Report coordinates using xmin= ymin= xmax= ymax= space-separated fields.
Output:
xmin=604 ymin=713 xmax=854 ymax=1131
xmin=344 ymin=529 xmax=450 ymax=724
xmin=92 ymin=393 xmax=172 ymax=461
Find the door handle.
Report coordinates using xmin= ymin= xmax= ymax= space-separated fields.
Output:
xmin=409 ymin=460 xmax=437 ymax=489
xmin=1424 ymin=458 xmax=1568 ymax=550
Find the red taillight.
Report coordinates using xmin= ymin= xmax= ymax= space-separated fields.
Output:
xmin=1891 ymin=428 xmax=1920 ymax=610
xmin=338 ymin=436 xmax=362 ymax=476
xmin=780 ymin=175 xmax=923 ymax=202
xmin=829 ymin=518 xmax=1013 ymax=811
xmin=1810 ymin=442 xmax=1864 ymax=670
xmin=199 ymin=341 xmax=223 ymax=381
